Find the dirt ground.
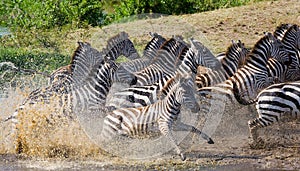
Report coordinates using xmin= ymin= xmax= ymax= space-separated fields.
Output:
xmin=1 ymin=0 xmax=300 ymax=170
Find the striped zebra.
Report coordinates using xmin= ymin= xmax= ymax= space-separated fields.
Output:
xmin=132 ymin=36 xmax=222 ymax=87
xmin=100 ymin=74 xmax=213 ymax=161
xmin=49 ymin=41 xmax=102 ymax=84
xmin=133 ymin=37 xmax=188 ymax=86
xmin=266 ymin=58 xmax=287 ymax=83
xmin=195 ymin=40 xmax=249 ymax=89
xmin=102 ymin=31 xmax=140 ymax=60
xmin=113 ymin=32 xmax=167 ymax=85
xmin=50 ymin=31 xmax=139 ymax=84
xmin=248 ymin=81 xmax=300 ymax=147
xmin=4 ymin=41 xmax=118 ymax=153
xmin=109 ymin=38 xmax=220 ymax=108
xmin=273 ymin=23 xmax=293 ymax=41
xmin=198 ymin=32 xmax=290 ymax=105
xmin=281 ymin=24 xmax=300 ymax=82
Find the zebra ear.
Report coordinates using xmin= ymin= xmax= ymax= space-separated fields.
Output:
xmin=149 ymin=32 xmax=159 ymax=38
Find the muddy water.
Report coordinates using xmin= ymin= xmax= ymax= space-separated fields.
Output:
xmin=0 ymin=76 xmax=299 ymax=170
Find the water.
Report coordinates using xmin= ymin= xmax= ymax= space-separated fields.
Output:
xmin=1 ymin=76 xmax=299 ymax=170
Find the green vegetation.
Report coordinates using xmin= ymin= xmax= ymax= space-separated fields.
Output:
xmin=0 ymin=0 xmax=265 ymax=75
xmin=0 ymin=0 xmax=106 ymax=30
xmin=112 ymin=0 xmax=260 ymax=21
xmin=0 ymin=47 xmax=69 ymax=72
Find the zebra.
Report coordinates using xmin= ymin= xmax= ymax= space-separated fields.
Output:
xmin=102 ymin=31 xmax=140 ymax=60
xmin=4 ymin=41 xmax=119 ymax=153
xmin=113 ymin=32 xmax=167 ymax=85
xmin=132 ymin=36 xmax=222 ymax=87
xmin=198 ymin=32 xmax=290 ymax=105
xmin=133 ymin=37 xmax=188 ymax=86
xmin=100 ymin=74 xmax=213 ymax=161
xmin=273 ymin=23 xmax=293 ymax=41
xmin=266 ymin=58 xmax=288 ymax=83
xmin=49 ymin=41 xmax=102 ymax=84
xmin=281 ymin=24 xmax=300 ymax=82
xmin=109 ymin=37 xmax=220 ymax=108
xmin=50 ymin=31 xmax=139 ymax=84
xmin=195 ymin=40 xmax=249 ymax=89
xmin=248 ymin=81 xmax=300 ymax=147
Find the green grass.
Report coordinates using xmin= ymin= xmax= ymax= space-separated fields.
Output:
xmin=0 ymin=47 xmax=69 ymax=73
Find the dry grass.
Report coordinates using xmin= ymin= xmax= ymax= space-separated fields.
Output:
xmin=78 ymin=0 xmax=300 ymax=56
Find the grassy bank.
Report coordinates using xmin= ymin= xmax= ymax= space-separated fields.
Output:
xmin=0 ymin=0 xmax=299 ymax=75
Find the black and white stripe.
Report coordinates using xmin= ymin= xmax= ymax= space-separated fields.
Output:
xmin=133 ymin=38 xmax=188 ymax=86
xmin=198 ymin=33 xmax=290 ymax=105
xmin=113 ymin=32 xmax=167 ymax=85
xmin=281 ymin=24 xmax=300 ymax=82
xmin=195 ymin=40 xmax=249 ymax=89
xmin=100 ymin=74 xmax=213 ymax=161
xmin=248 ymin=81 xmax=300 ymax=145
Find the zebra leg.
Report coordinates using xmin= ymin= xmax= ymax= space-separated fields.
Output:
xmin=158 ymin=119 xmax=185 ymax=161
xmin=248 ymin=118 xmax=265 ymax=148
xmin=173 ymin=121 xmax=214 ymax=144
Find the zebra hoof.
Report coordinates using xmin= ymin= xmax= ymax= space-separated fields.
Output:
xmin=207 ymin=138 xmax=214 ymax=144
xmin=180 ymin=153 xmax=186 ymax=161
xmin=249 ymin=138 xmax=265 ymax=149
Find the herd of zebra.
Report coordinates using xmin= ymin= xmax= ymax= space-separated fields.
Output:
xmin=3 ymin=23 xmax=300 ymax=160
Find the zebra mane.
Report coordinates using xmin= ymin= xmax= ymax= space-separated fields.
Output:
xmin=103 ymin=31 xmax=129 ymax=52
xmin=282 ymin=24 xmax=300 ymax=49
xmin=225 ymin=40 xmax=249 ymax=67
xmin=174 ymin=45 xmax=198 ymax=74
xmin=273 ymin=23 xmax=293 ymax=41
xmin=71 ymin=42 xmax=103 ymax=85
xmin=143 ymin=32 xmax=166 ymax=59
xmin=158 ymin=74 xmax=181 ymax=99
xmin=159 ymin=73 xmax=194 ymax=99
xmin=244 ymin=32 xmax=281 ymax=66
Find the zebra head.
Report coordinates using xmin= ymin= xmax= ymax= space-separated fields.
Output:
xmin=175 ymin=45 xmax=198 ymax=74
xmin=177 ymin=73 xmax=200 ymax=113
xmin=189 ymin=38 xmax=222 ymax=70
xmin=103 ymin=31 xmax=140 ymax=60
xmin=264 ymin=32 xmax=291 ymax=66
xmin=233 ymin=40 xmax=250 ymax=67
xmin=281 ymin=24 xmax=300 ymax=53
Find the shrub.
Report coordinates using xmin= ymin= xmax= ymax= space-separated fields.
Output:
xmin=0 ymin=0 xmax=107 ymax=30
xmin=112 ymin=0 xmax=260 ymax=21
xmin=0 ymin=47 xmax=69 ymax=73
